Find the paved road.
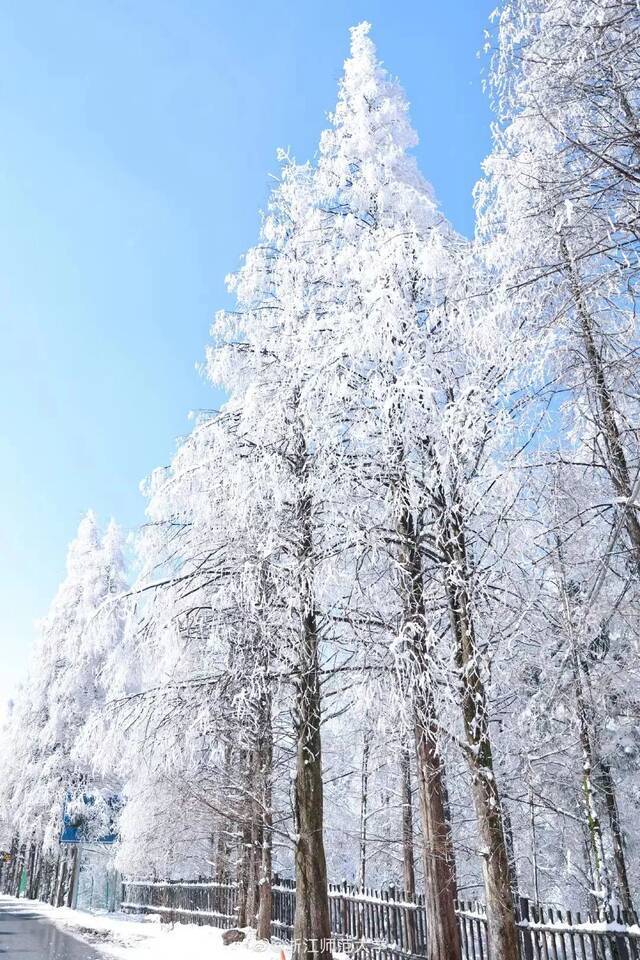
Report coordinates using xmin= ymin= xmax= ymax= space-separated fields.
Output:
xmin=0 ymin=900 xmax=112 ymax=959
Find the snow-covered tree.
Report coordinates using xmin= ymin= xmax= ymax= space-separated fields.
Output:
xmin=476 ymin=0 xmax=640 ymax=921
xmin=3 ymin=15 xmax=640 ymax=959
xmin=477 ymin=0 xmax=640 ymax=571
xmin=306 ymin=22 xmax=549 ymax=960
xmin=0 ymin=512 xmax=128 ymax=902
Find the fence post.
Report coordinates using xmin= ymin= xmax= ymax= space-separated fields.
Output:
xmin=613 ymin=906 xmax=631 ymax=960
xmin=519 ymin=897 xmax=534 ymax=960
xmin=271 ymin=873 xmax=277 ymax=939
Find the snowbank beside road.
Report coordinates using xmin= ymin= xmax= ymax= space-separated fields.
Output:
xmin=0 ymin=896 xmax=288 ymax=960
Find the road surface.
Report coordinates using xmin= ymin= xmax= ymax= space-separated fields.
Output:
xmin=0 ymin=900 xmax=113 ymax=959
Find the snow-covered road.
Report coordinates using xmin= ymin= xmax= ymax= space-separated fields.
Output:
xmin=0 ymin=898 xmax=112 ymax=959
xmin=0 ymin=897 xmax=291 ymax=960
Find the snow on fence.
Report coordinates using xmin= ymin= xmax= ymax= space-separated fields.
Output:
xmin=455 ymin=899 xmax=640 ymax=960
xmin=121 ymin=878 xmax=640 ymax=960
xmin=122 ymin=878 xmax=239 ymax=928
xmin=271 ymin=877 xmax=428 ymax=957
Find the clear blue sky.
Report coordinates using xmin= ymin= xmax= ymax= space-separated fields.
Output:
xmin=0 ymin=0 xmax=494 ymax=707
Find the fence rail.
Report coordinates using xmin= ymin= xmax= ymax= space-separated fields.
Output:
xmin=122 ymin=878 xmax=238 ymax=929
xmin=122 ymin=879 xmax=640 ymax=960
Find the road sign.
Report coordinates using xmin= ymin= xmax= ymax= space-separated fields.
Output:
xmin=60 ymin=793 xmax=121 ymax=845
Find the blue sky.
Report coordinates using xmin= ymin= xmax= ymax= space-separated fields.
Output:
xmin=0 ymin=0 xmax=494 ymax=707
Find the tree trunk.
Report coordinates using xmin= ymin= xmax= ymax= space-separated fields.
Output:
xmin=502 ymin=802 xmax=518 ymax=901
xmin=236 ymin=748 xmax=253 ymax=929
xmin=556 ymin=544 xmax=614 ymax=918
xmin=559 ymin=235 xmax=639 ymax=917
xmin=43 ymin=858 xmax=52 ymax=903
xmin=55 ymin=854 xmax=68 ymax=907
xmin=215 ymin=834 xmax=228 ymax=880
xmin=66 ymin=845 xmax=80 ymax=908
xmin=414 ymin=720 xmax=460 ymax=960
xmin=560 ymin=236 xmax=640 ymax=571
xmin=48 ymin=854 xmax=59 ymax=905
xmin=359 ymin=735 xmax=370 ymax=890
xmin=397 ymin=502 xmax=461 ymax=960
xmin=528 ymin=782 xmax=540 ymax=905
xmin=294 ymin=600 xmax=331 ymax=960
xmin=442 ymin=506 xmax=519 ymax=960
xmin=34 ymin=850 xmax=44 ymax=901
xmin=48 ymin=856 xmax=59 ymax=905
xmin=1 ymin=839 xmax=17 ymax=895
xmin=400 ymin=744 xmax=417 ymax=954
xmin=581 ymin=818 xmax=599 ymax=912
xmin=256 ymin=688 xmax=273 ymax=941
xmin=236 ymin=813 xmax=252 ymax=927
xmin=24 ymin=842 xmax=36 ymax=899
xmin=292 ymin=601 xmax=331 ymax=960
xmin=245 ymin=751 xmax=261 ymax=928
xmin=12 ymin=843 xmax=26 ymax=898
xmin=216 ymin=742 xmax=234 ymax=880
xmin=599 ymin=759 xmax=635 ymax=912
xmin=291 ymin=412 xmax=331 ymax=960
xmin=26 ymin=842 xmax=42 ymax=900
xmin=400 ymin=744 xmax=416 ymax=897
xmin=573 ymin=664 xmax=611 ymax=916
xmin=248 ymin=812 xmax=262 ymax=928
xmin=39 ymin=856 xmax=50 ymax=904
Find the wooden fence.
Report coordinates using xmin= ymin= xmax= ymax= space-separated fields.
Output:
xmin=270 ymin=877 xmax=428 ymax=956
xmin=122 ymin=879 xmax=238 ymax=928
xmin=458 ymin=899 xmax=640 ymax=960
xmin=122 ymin=879 xmax=640 ymax=960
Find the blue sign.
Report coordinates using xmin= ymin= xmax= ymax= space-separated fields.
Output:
xmin=60 ymin=793 xmax=121 ymax=845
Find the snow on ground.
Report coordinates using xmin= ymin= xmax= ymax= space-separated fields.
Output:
xmin=0 ymin=895 xmax=289 ymax=960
